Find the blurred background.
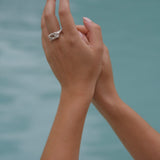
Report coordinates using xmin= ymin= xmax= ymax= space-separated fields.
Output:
xmin=0 ymin=0 xmax=160 ymax=159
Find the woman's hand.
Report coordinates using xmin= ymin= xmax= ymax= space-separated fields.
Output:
xmin=41 ymin=0 xmax=104 ymax=99
xmin=77 ymin=24 xmax=160 ymax=160
xmin=76 ymin=25 xmax=119 ymax=108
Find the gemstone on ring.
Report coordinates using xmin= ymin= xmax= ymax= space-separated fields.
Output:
xmin=48 ymin=29 xmax=62 ymax=41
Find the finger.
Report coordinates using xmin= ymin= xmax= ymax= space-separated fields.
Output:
xmin=83 ymin=17 xmax=103 ymax=47
xmin=59 ymin=0 xmax=77 ymax=34
xmin=42 ymin=35 xmax=47 ymax=54
xmin=78 ymin=31 xmax=89 ymax=45
xmin=76 ymin=25 xmax=88 ymax=34
xmin=42 ymin=14 xmax=55 ymax=63
xmin=41 ymin=12 xmax=49 ymax=42
xmin=44 ymin=0 xmax=60 ymax=33
xmin=41 ymin=14 xmax=49 ymax=54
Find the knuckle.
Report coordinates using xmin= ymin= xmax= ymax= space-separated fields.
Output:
xmin=94 ymin=24 xmax=101 ymax=30
xmin=95 ymin=44 xmax=103 ymax=53
xmin=105 ymin=46 xmax=109 ymax=53
xmin=44 ymin=11 xmax=52 ymax=20
xmin=67 ymin=38 xmax=76 ymax=46
xmin=59 ymin=8 xmax=68 ymax=17
xmin=65 ymin=36 xmax=76 ymax=46
xmin=41 ymin=19 xmax=45 ymax=30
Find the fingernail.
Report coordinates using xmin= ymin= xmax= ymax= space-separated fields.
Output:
xmin=83 ymin=17 xmax=92 ymax=22
xmin=79 ymin=31 xmax=83 ymax=38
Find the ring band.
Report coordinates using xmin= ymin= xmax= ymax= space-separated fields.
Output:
xmin=48 ymin=29 xmax=62 ymax=41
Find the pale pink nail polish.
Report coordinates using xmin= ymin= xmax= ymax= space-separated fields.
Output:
xmin=78 ymin=31 xmax=83 ymax=38
xmin=83 ymin=17 xmax=92 ymax=22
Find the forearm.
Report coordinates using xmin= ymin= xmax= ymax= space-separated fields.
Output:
xmin=93 ymin=91 xmax=160 ymax=160
xmin=41 ymin=90 xmax=91 ymax=160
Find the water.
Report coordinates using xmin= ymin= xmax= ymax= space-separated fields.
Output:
xmin=0 ymin=0 xmax=160 ymax=159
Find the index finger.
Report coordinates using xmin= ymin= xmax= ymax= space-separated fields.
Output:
xmin=59 ymin=0 xmax=77 ymax=34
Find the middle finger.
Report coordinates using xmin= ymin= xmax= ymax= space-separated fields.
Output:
xmin=44 ymin=0 xmax=60 ymax=34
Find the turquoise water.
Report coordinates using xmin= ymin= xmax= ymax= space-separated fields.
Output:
xmin=0 ymin=0 xmax=160 ymax=159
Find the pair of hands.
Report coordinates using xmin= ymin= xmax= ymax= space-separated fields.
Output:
xmin=41 ymin=0 xmax=117 ymax=104
xmin=41 ymin=2 xmax=160 ymax=160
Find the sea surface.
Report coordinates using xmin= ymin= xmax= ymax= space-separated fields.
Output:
xmin=0 ymin=0 xmax=160 ymax=159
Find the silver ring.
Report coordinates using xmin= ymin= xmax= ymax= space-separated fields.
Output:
xmin=48 ymin=29 xmax=62 ymax=41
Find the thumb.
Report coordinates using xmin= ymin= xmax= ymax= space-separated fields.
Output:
xmin=83 ymin=17 xmax=103 ymax=47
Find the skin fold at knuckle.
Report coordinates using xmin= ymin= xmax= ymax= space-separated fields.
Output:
xmin=44 ymin=10 xmax=52 ymax=21
xmin=66 ymin=36 xmax=76 ymax=46
xmin=41 ymin=13 xmax=46 ymax=30
xmin=95 ymin=43 xmax=104 ymax=56
xmin=41 ymin=21 xmax=45 ymax=30
xmin=94 ymin=23 xmax=101 ymax=31
xmin=104 ymin=45 xmax=109 ymax=53
xmin=59 ymin=7 xmax=69 ymax=17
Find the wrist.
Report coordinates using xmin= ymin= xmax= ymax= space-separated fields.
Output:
xmin=57 ymin=88 xmax=91 ymax=120
xmin=93 ymin=85 xmax=123 ymax=115
xmin=60 ymin=87 xmax=92 ymax=108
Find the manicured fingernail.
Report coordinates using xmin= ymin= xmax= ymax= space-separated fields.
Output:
xmin=83 ymin=17 xmax=92 ymax=22
xmin=78 ymin=31 xmax=83 ymax=38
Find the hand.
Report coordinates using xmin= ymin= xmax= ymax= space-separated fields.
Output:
xmin=77 ymin=22 xmax=160 ymax=160
xmin=41 ymin=0 xmax=104 ymax=99
xmin=76 ymin=25 xmax=119 ymax=108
